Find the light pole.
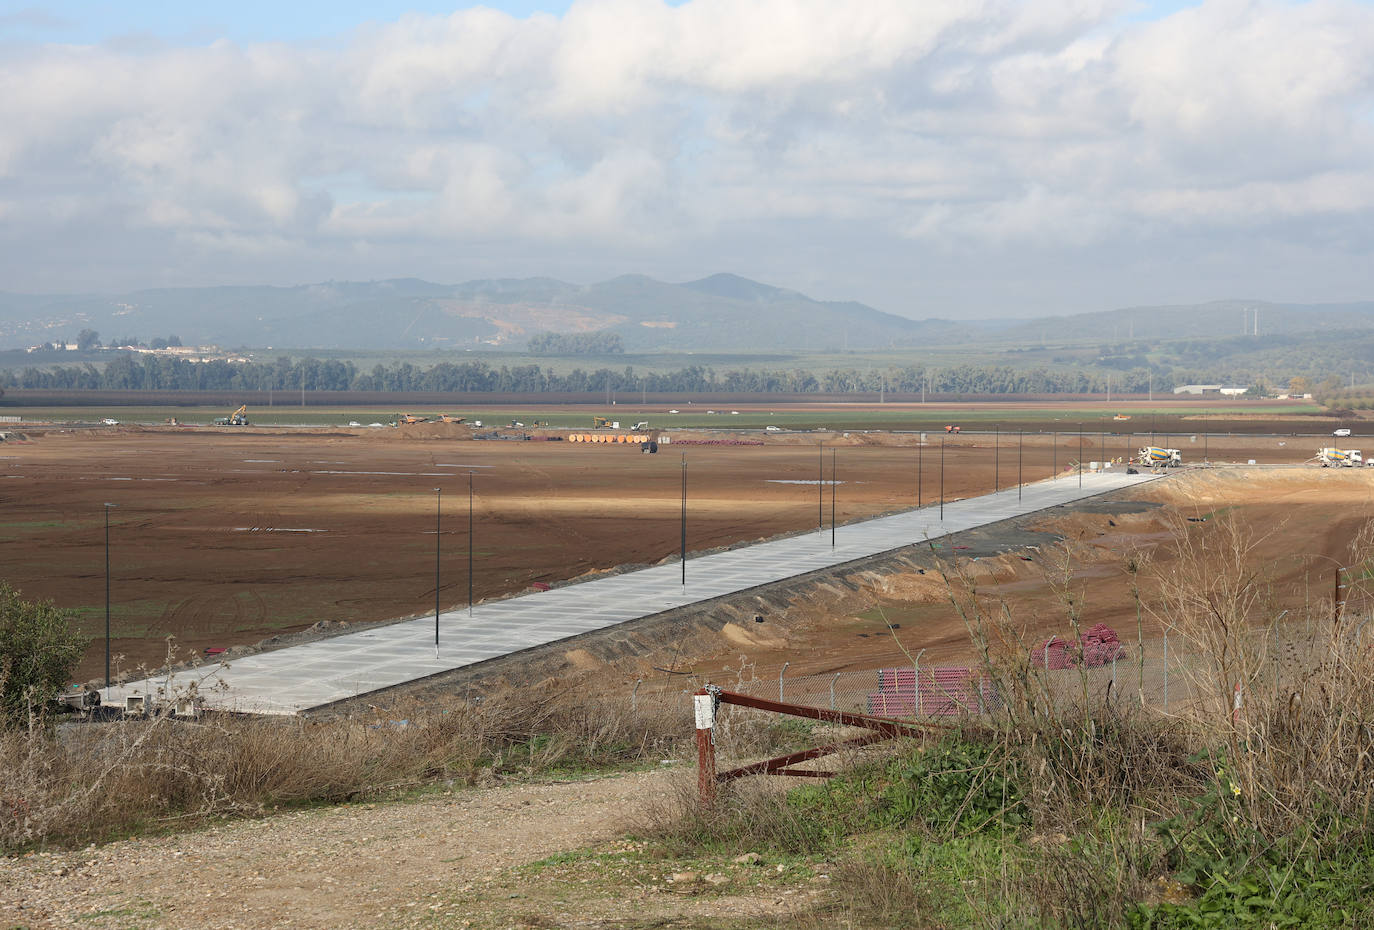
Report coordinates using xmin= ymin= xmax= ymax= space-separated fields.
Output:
xmin=1078 ymin=423 xmax=1083 ymax=488
xmin=467 ymin=472 xmax=474 ymax=616
xmin=917 ymin=435 xmax=923 ymax=508
xmin=681 ymin=454 xmax=687 ymax=586
xmin=434 ymin=488 xmax=441 ymax=656
xmin=939 ymin=435 xmax=945 ymax=521
xmin=104 ymin=502 xmax=115 ymax=690
xmin=818 ymin=442 xmax=823 ymax=529
xmin=830 ymin=447 xmax=836 ymax=548
xmin=1017 ymin=430 xmax=1022 ymax=502
xmin=993 ymin=424 xmax=999 ymax=494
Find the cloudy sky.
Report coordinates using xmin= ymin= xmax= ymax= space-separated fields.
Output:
xmin=2 ymin=0 xmax=1372 ymax=318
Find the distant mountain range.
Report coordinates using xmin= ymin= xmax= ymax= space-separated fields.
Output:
xmin=0 ymin=275 xmax=1371 ymax=353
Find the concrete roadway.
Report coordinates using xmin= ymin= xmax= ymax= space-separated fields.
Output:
xmin=101 ymin=469 xmax=1162 ymax=715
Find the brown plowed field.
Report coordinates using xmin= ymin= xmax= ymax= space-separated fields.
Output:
xmin=0 ymin=423 xmax=1357 ymax=682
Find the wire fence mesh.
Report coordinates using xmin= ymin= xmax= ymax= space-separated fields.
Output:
xmin=625 ymin=607 xmax=1374 ymax=773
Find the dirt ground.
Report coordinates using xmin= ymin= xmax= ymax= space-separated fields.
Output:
xmin=0 ymin=769 xmax=822 ymax=930
xmin=0 ymin=423 xmax=1363 ymax=682
xmin=682 ymin=467 xmax=1374 ymax=688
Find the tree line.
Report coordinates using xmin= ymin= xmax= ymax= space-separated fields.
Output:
xmin=0 ymin=355 xmax=1185 ymax=395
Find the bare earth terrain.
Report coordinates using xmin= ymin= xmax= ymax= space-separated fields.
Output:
xmin=0 ymin=425 xmax=1338 ymax=681
xmin=1 ymin=769 xmax=817 ymax=930
xmin=3 ymin=420 xmax=1374 ymax=928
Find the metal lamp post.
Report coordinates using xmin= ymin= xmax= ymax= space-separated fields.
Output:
xmin=467 ymin=472 xmax=474 ymax=615
xmin=681 ymin=454 xmax=687 ymax=585
xmin=434 ymin=488 xmax=441 ymax=655
xmin=104 ymin=502 xmax=115 ymax=689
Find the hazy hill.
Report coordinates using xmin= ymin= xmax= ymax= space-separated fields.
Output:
xmin=0 ymin=274 xmax=938 ymax=353
xmin=1 ymin=279 xmax=1372 ymax=354
xmin=1002 ymin=300 xmax=1374 ymax=345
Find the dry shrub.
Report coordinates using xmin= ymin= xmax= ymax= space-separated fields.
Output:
xmin=0 ymin=683 xmax=689 ymax=852
xmin=1150 ymin=510 xmax=1374 ymax=845
xmin=820 ymin=858 xmax=932 ymax=930
xmin=634 ymin=773 xmax=831 ymax=857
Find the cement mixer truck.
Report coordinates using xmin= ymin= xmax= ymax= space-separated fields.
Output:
xmin=1137 ymin=447 xmax=1182 ymax=468
xmin=1317 ymin=448 xmax=1363 ymax=467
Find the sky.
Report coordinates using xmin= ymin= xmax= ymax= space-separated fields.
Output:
xmin=1 ymin=0 xmax=1372 ymax=319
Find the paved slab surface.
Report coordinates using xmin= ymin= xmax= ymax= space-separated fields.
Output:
xmin=102 ymin=470 xmax=1161 ymax=714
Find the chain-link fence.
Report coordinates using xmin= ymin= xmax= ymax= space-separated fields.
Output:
xmin=623 ymin=609 xmax=1374 ymax=777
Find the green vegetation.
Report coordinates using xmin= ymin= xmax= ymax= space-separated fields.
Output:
xmin=527 ymin=330 xmax=624 ymax=355
xmin=635 ymin=518 xmax=1374 ymax=927
xmin=0 ymin=400 xmax=1324 ymax=434
xmin=0 ymin=583 xmax=87 ymax=730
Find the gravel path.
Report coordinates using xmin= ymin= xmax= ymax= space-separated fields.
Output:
xmin=2 ymin=772 xmax=673 ymax=929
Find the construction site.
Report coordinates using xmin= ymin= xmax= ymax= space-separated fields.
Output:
xmin=0 ymin=414 xmax=1367 ymax=697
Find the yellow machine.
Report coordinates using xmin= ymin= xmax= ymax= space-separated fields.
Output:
xmin=593 ymin=416 xmax=612 ymax=429
xmin=438 ymin=414 xmax=466 ymax=424
xmin=398 ymin=414 xmax=429 ymax=425
xmin=214 ymin=405 xmax=248 ymax=426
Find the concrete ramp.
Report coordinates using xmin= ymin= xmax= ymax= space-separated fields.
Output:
xmin=102 ymin=470 xmax=1160 ymax=714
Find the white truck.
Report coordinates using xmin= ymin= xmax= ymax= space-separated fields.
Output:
xmin=1137 ymin=447 xmax=1182 ymax=468
xmin=1317 ymin=448 xmax=1363 ymax=467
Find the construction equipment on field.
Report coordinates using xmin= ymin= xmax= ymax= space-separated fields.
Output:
xmin=944 ymin=424 xmax=961 ymax=433
xmin=1317 ymin=447 xmax=1363 ymax=467
xmin=214 ymin=405 xmax=249 ymax=426
xmin=397 ymin=414 xmax=429 ymax=425
xmin=438 ymin=414 xmax=465 ymax=424
xmin=1136 ymin=447 xmax=1182 ymax=468
xmin=593 ymin=416 xmax=619 ymax=429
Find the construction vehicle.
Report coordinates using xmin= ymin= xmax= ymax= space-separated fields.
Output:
xmin=438 ymin=414 xmax=466 ymax=424
xmin=1317 ymin=448 xmax=1363 ymax=467
xmin=633 ymin=421 xmax=649 ymax=430
xmin=593 ymin=416 xmax=619 ymax=429
xmin=397 ymin=414 xmax=429 ymax=425
xmin=214 ymin=405 xmax=249 ymax=426
xmin=944 ymin=424 xmax=961 ymax=433
xmin=1137 ymin=447 xmax=1182 ymax=468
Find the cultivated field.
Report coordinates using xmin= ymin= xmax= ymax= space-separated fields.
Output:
xmin=0 ymin=409 xmax=1367 ymax=683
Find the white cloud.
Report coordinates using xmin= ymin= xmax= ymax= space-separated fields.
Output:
xmin=0 ymin=0 xmax=1372 ymax=313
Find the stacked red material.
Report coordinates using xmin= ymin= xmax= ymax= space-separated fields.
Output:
xmin=867 ymin=666 xmax=997 ymax=717
xmin=1031 ymin=624 xmax=1126 ymax=669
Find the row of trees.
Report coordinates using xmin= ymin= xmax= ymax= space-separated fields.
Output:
xmin=27 ymin=330 xmax=184 ymax=353
xmin=0 ymin=355 xmax=1185 ymax=395
xmin=527 ymin=331 xmax=624 ymax=355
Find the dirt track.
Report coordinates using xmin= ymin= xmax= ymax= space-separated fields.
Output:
xmin=0 ymin=770 xmax=810 ymax=930
xmin=0 ymin=425 xmax=1363 ymax=682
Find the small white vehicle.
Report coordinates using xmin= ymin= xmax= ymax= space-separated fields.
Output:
xmin=765 ymin=425 xmax=782 ymax=432
xmin=1334 ymin=428 xmax=1353 ymax=437
xmin=102 ymin=418 xmax=119 ymax=426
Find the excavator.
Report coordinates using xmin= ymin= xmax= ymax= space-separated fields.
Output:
xmin=214 ymin=405 xmax=249 ymax=426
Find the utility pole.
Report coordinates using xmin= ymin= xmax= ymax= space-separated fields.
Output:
xmin=681 ymin=455 xmax=687 ymax=586
xmin=434 ymin=488 xmax=441 ymax=656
